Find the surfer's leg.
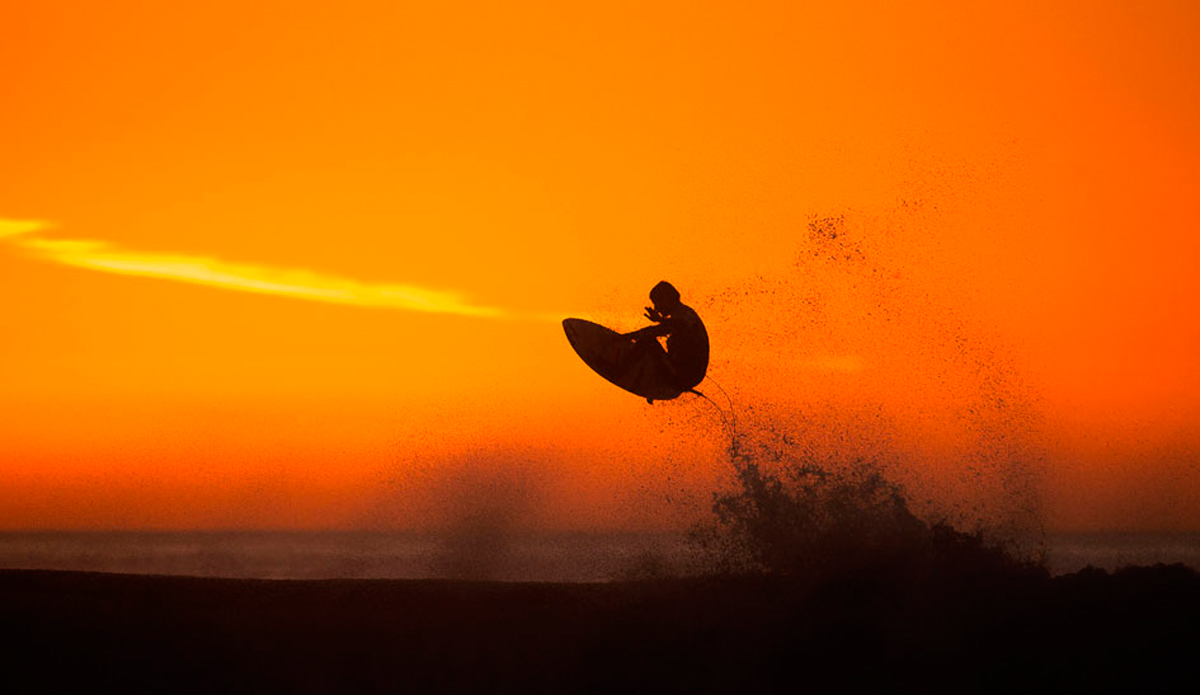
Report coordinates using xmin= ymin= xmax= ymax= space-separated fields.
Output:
xmin=659 ymin=355 xmax=688 ymax=395
xmin=624 ymin=338 xmax=670 ymax=404
xmin=645 ymin=342 xmax=686 ymax=404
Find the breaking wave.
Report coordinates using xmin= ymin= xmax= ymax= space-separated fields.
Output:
xmin=687 ymin=429 xmax=1043 ymax=582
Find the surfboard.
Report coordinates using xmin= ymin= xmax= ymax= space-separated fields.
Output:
xmin=562 ymin=318 xmax=684 ymax=401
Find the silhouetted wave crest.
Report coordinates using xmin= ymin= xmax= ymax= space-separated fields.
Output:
xmin=689 ymin=433 xmax=1043 ymax=583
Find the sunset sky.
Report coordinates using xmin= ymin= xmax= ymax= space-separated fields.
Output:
xmin=2 ymin=1 xmax=1198 ymax=533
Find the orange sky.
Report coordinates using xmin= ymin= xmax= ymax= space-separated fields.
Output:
xmin=2 ymin=1 xmax=1198 ymax=532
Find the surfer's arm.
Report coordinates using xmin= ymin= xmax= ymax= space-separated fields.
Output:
xmin=624 ymin=322 xmax=670 ymax=340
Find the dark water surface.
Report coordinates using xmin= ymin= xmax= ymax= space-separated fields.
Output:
xmin=1 ymin=531 xmax=1197 ymax=581
xmin=0 ymin=531 xmax=691 ymax=582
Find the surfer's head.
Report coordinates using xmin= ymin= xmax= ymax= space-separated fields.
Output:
xmin=650 ymin=281 xmax=681 ymax=313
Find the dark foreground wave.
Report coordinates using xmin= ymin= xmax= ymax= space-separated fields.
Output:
xmin=3 ymin=563 xmax=1197 ymax=694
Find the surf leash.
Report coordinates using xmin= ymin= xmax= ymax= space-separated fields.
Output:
xmin=687 ymin=376 xmax=739 ymax=456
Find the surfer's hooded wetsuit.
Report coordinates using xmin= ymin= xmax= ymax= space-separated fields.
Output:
xmin=624 ymin=281 xmax=710 ymax=393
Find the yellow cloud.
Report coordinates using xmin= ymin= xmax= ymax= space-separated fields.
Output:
xmin=1 ymin=219 xmax=505 ymax=318
xmin=0 ymin=219 xmax=53 ymax=239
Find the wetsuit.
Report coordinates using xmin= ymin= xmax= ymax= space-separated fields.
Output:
xmin=631 ymin=304 xmax=709 ymax=392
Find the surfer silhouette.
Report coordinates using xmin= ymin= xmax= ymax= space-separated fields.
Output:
xmin=621 ymin=281 xmax=710 ymax=403
xmin=561 ymin=281 xmax=709 ymax=403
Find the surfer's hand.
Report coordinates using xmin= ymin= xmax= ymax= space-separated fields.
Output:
xmin=644 ymin=307 xmax=663 ymax=322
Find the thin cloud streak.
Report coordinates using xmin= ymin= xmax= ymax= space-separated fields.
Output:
xmin=0 ymin=219 xmax=54 ymax=239
xmin=0 ymin=219 xmax=506 ymax=318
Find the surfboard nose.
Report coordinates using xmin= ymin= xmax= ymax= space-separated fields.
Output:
xmin=562 ymin=318 xmax=583 ymax=352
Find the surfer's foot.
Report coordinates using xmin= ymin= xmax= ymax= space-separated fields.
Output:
xmin=646 ymin=397 xmax=654 ymax=405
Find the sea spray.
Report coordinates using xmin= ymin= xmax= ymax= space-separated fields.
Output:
xmin=652 ymin=202 xmax=1052 ymax=578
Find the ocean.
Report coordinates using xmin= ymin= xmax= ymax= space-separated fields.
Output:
xmin=1 ymin=531 xmax=1197 ymax=582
